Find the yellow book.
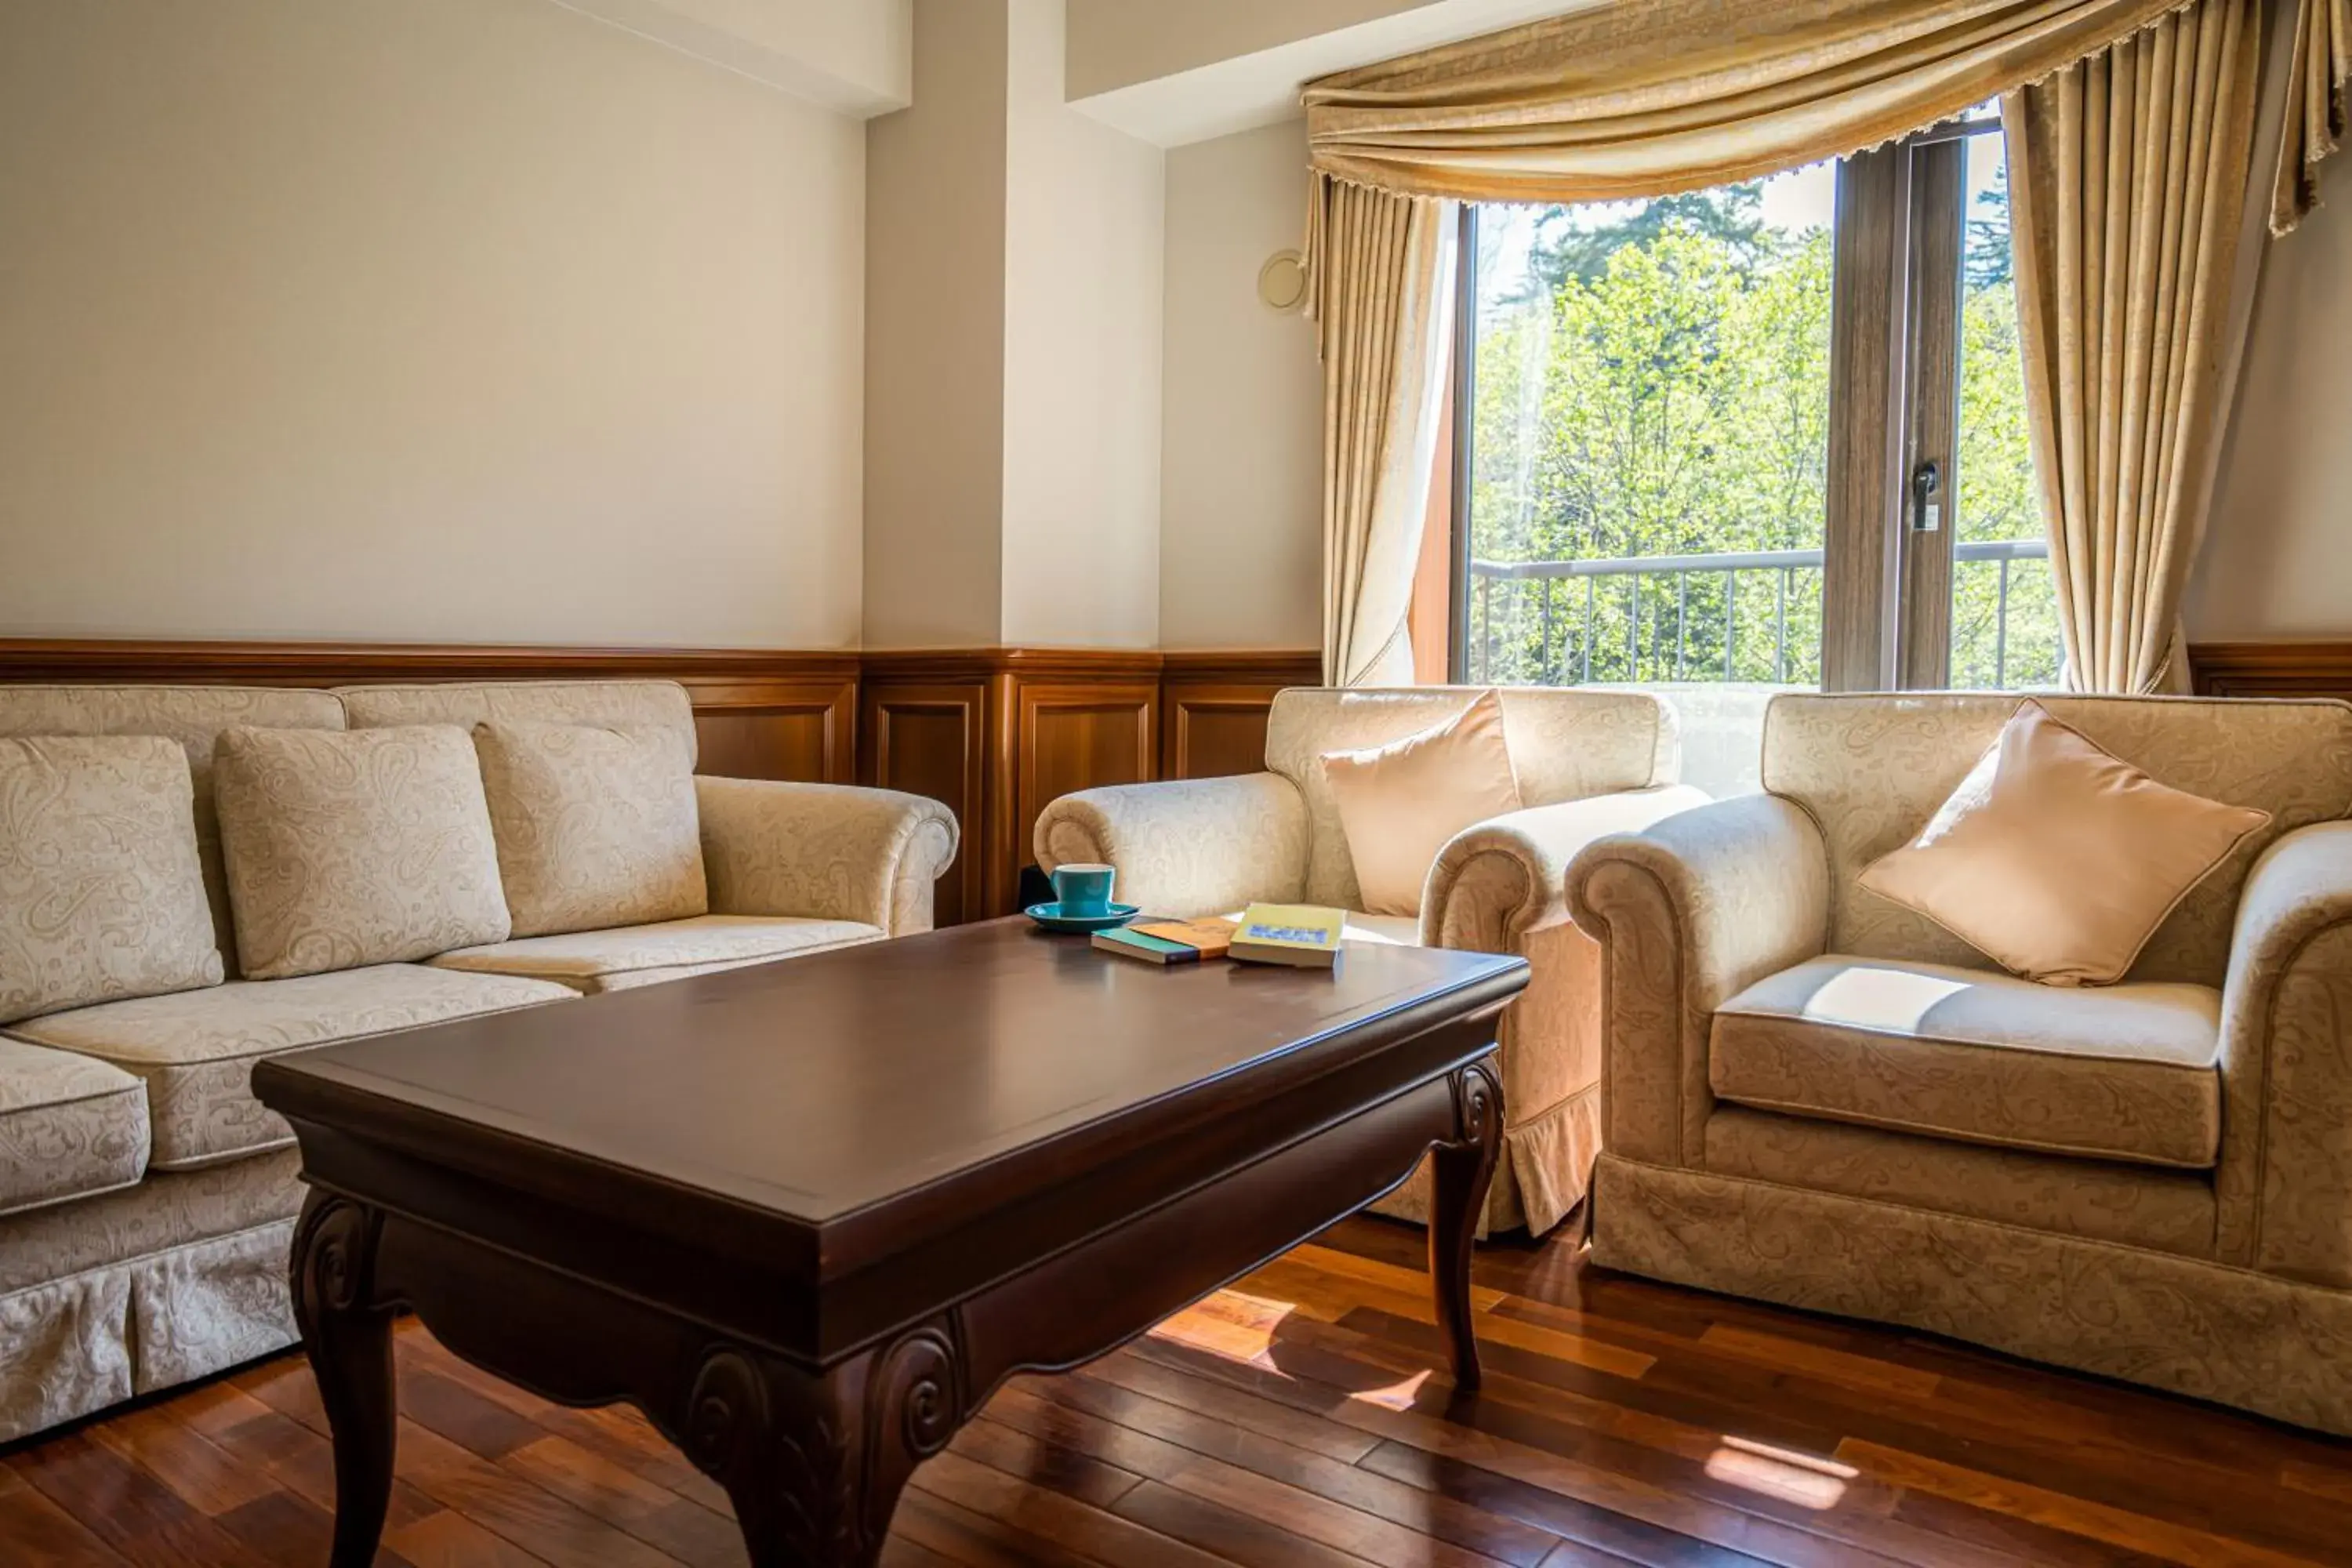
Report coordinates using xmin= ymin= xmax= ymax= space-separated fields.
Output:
xmin=1229 ymin=903 xmax=1345 ymax=969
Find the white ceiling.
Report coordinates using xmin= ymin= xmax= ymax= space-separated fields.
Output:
xmin=1065 ymin=0 xmax=1605 ymax=147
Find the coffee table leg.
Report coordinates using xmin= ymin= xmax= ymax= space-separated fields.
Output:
xmin=680 ymin=1319 xmax=963 ymax=1566
xmin=1428 ymin=1058 xmax=1504 ymax=1391
xmin=291 ymin=1192 xmax=398 ymax=1568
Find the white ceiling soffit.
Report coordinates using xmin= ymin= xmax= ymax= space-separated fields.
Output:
xmin=1068 ymin=0 xmax=1602 ymax=148
xmin=543 ymin=0 xmax=912 ymax=117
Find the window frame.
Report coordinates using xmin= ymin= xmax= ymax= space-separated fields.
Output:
xmin=1438 ymin=114 xmax=2009 ymax=692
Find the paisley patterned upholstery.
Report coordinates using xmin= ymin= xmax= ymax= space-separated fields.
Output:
xmin=7 ymin=964 xmax=573 ymax=1170
xmin=1762 ymin=693 xmax=2352 ymax=987
xmin=1042 ymin=685 xmax=1690 ymax=1237
xmin=0 ymin=1037 xmax=147 ymax=1215
xmin=0 ymin=675 xmax=961 ymax=1445
xmin=213 ymin=724 xmax=512 ymax=979
xmin=1265 ymin=686 xmax=1675 ymax=910
xmin=0 ymin=735 xmax=223 ymax=1023
xmin=1712 ymin=956 xmax=2223 ymax=1168
xmin=1570 ymin=692 xmax=2352 ymax=1433
xmin=0 ymin=685 xmax=347 ymax=975
xmin=336 ymin=678 xmax=697 ymax=764
xmin=474 ymin=720 xmax=707 ymax=938
xmin=430 ymin=914 xmax=883 ymax=993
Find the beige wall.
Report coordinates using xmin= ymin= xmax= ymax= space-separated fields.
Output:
xmin=1000 ymin=0 xmax=1165 ymax=649
xmin=862 ymin=0 xmax=1011 ymax=648
xmin=1158 ymin=121 xmax=1324 ymax=651
xmin=0 ymin=0 xmax=866 ymax=648
xmin=2188 ymin=180 xmax=2352 ymax=640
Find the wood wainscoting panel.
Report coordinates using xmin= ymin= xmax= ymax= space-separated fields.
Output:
xmin=2190 ymin=641 xmax=2352 ymax=700
xmin=1014 ymin=674 xmax=1159 ymax=898
xmin=1161 ymin=651 xmax=1323 ymax=779
xmin=858 ymin=667 xmax=992 ymax=928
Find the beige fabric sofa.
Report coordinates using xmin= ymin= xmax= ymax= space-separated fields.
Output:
xmin=1564 ymin=691 xmax=2352 ymax=1433
xmin=0 ymin=680 xmax=956 ymax=1443
xmin=1035 ymin=686 xmax=1707 ymax=1237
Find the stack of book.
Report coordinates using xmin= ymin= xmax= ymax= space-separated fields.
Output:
xmin=1092 ymin=905 xmax=1346 ymax=970
xmin=1091 ymin=916 xmax=1236 ymax=965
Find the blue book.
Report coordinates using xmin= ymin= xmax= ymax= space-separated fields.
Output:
xmin=1091 ymin=927 xmax=1203 ymax=965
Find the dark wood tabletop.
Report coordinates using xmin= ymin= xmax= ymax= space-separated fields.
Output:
xmin=256 ymin=917 xmax=1529 ymax=1567
xmin=260 ymin=919 xmax=1523 ymax=1283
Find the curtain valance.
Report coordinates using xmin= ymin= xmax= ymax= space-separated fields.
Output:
xmin=2271 ymin=0 xmax=2348 ymax=231
xmin=1304 ymin=0 xmax=2226 ymax=205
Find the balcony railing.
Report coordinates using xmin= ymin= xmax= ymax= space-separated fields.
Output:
xmin=1467 ymin=538 xmax=2053 ymax=688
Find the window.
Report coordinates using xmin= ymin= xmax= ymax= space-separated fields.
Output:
xmin=1452 ymin=113 xmax=2058 ymax=694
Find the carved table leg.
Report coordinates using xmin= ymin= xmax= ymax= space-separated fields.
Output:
xmin=291 ymin=1191 xmax=398 ymax=1568
xmin=1428 ymin=1058 xmax=1504 ymax=1391
xmin=677 ymin=1318 xmax=964 ymax=1566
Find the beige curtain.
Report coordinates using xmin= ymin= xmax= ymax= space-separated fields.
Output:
xmin=1307 ymin=176 xmax=1457 ymax=688
xmin=2006 ymin=0 xmax=2262 ymax=693
xmin=1305 ymin=0 xmax=2216 ymax=204
xmin=2271 ymin=0 xmax=2350 ymax=231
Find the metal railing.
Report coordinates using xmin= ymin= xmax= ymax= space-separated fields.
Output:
xmin=1467 ymin=539 xmax=2050 ymax=688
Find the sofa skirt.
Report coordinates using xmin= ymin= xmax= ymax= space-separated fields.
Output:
xmin=1593 ymin=1152 xmax=2352 ymax=1437
xmin=0 ymin=1152 xmax=303 ymax=1445
xmin=1367 ymin=1082 xmax=1600 ymax=1238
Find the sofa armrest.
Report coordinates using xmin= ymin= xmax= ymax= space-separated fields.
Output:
xmin=696 ymin=777 xmax=960 ymax=936
xmin=1563 ymin=793 xmax=1831 ymax=1167
xmin=1423 ymin=785 xmax=1711 ymax=955
xmin=1034 ymin=773 xmax=1308 ymax=917
xmin=2215 ymin=822 xmax=2352 ymax=1282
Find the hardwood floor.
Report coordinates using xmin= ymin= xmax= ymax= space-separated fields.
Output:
xmin=7 ymin=1214 xmax=2351 ymax=1567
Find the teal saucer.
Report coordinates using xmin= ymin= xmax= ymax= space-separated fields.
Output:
xmin=1024 ymin=900 xmax=1140 ymax=934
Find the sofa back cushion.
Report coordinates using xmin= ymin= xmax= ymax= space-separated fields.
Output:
xmin=214 ymin=724 xmax=511 ymax=978
xmin=336 ymin=681 xmax=697 ymax=767
xmin=1762 ymin=693 xmax=2352 ymax=985
xmin=0 ymin=686 xmax=346 ymax=974
xmin=1266 ymin=687 xmax=1675 ymax=909
xmin=474 ymin=720 xmax=708 ymax=938
xmin=0 ymin=735 xmax=223 ymax=1023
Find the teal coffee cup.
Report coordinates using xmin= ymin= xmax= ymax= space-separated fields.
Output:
xmin=1051 ymin=862 xmax=1116 ymax=918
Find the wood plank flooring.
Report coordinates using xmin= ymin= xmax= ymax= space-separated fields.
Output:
xmin=7 ymin=1214 xmax=2351 ymax=1566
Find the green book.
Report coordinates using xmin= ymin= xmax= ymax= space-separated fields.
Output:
xmin=1092 ymin=927 xmax=1203 ymax=965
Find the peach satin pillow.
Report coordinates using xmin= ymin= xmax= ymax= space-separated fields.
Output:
xmin=1321 ymin=689 xmax=1524 ymax=917
xmin=1857 ymin=700 xmax=2270 ymax=985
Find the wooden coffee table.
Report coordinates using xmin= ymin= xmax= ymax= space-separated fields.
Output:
xmin=253 ymin=918 xmax=1527 ymax=1567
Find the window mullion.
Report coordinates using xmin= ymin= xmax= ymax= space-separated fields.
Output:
xmin=1822 ymin=146 xmax=1915 ymax=693
xmin=1896 ymin=139 xmax=1969 ymax=691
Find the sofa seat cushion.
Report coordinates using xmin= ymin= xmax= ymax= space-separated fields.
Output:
xmin=0 ymin=1036 xmax=149 ymax=1216
xmin=7 ymin=965 xmax=574 ymax=1171
xmin=430 ymin=914 xmax=884 ymax=993
xmin=1711 ymin=955 xmax=2222 ymax=1168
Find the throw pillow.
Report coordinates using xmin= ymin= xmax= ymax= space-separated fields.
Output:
xmin=473 ymin=720 xmax=707 ymax=938
xmin=1321 ymin=688 xmax=1525 ymax=917
xmin=214 ymin=724 xmax=510 ymax=979
xmin=1857 ymin=699 xmax=2271 ymax=985
xmin=0 ymin=735 xmax=223 ymax=1023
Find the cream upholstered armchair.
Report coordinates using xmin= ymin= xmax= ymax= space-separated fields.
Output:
xmin=1564 ymin=691 xmax=2352 ymax=1434
xmin=1035 ymin=686 xmax=1706 ymax=1236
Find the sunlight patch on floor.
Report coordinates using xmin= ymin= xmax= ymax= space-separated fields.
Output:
xmin=1348 ymin=1368 xmax=1433 ymax=1410
xmin=1704 ymin=1436 xmax=1859 ymax=1510
xmin=1148 ymin=1288 xmax=1298 ymax=1372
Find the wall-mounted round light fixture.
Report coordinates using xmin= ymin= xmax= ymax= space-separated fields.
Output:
xmin=1258 ymin=249 xmax=1307 ymax=311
